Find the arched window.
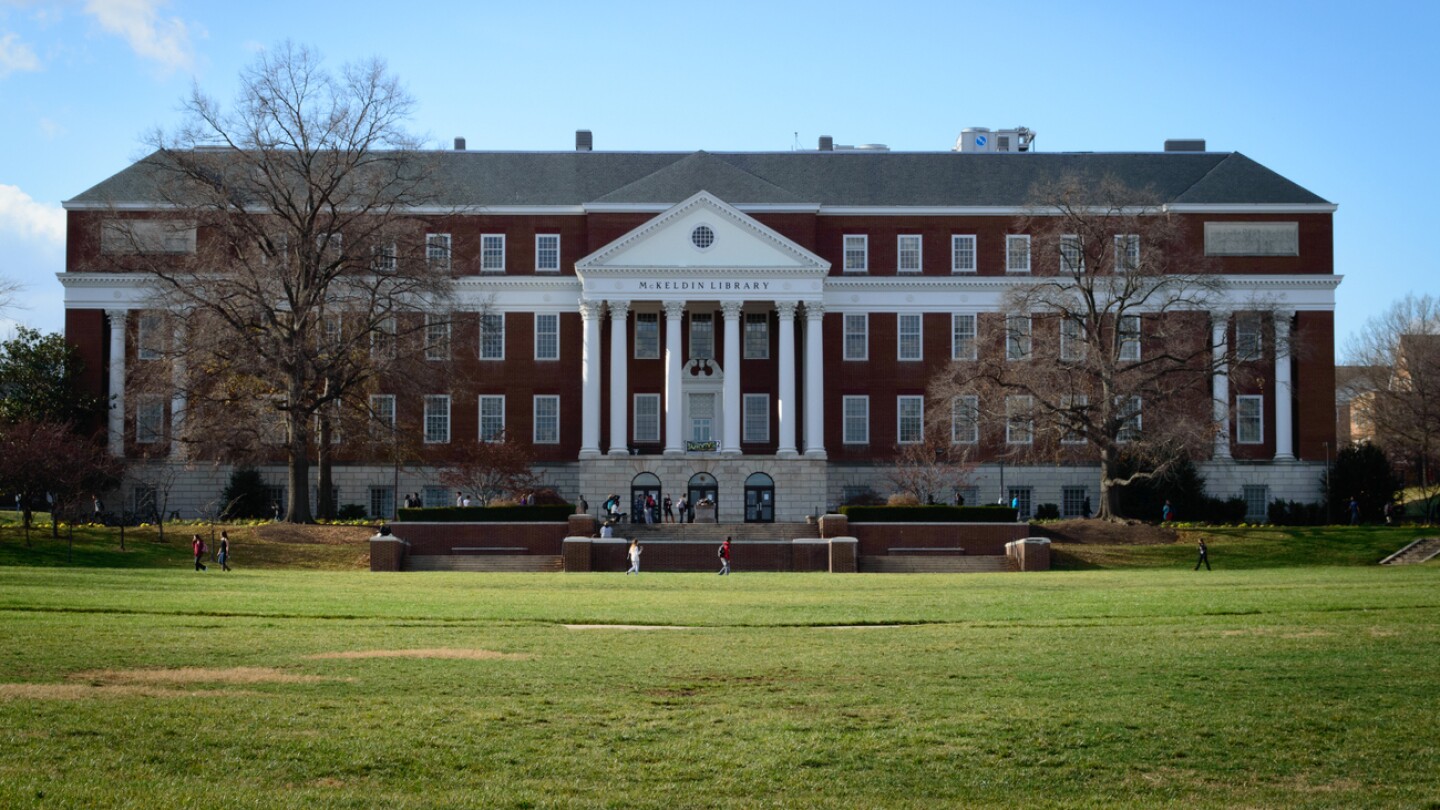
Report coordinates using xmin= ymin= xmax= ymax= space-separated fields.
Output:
xmin=630 ymin=473 xmax=661 ymax=524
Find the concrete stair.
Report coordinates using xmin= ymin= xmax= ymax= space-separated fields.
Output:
xmin=405 ymin=554 xmax=564 ymax=572
xmin=859 ymin=555 xmax=1016 ymax=574
xmin=617 ymin=522 xmax=821 ymax=542
xmin=1380 ymin=536 xmax=1440 ymax=565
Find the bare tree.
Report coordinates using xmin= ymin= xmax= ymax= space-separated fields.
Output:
xmin=929 ymin=175 xmax=1233 ymax=520
xmin=887 ymin=430 xmax=977 ymax=505
xmin=1345 ymin=293 xmax=1440 ymax=520
xmin=0 ymin=276 xmax=22 ymax=316
xmin=103 ymin=42 xmax=453 ymax=522
xmin=437 ymin=431 xmax=541 ymax=507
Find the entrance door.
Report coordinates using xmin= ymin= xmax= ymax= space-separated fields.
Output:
xmin=631 ymin=472 xmax=661 ymax=524
xmin=687 ymin=472 xmax=718 ymax=522
xmin=744 ymin=472 xmax=775 ymax=523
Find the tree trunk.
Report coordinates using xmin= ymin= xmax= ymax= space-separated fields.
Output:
xmin=1098 ymin=447 xmax=1121 ymax=521
xmin=317 ymin=416 xmax=334 ymax=521
xmin=285 ymin=409 xmax=314 ymax=524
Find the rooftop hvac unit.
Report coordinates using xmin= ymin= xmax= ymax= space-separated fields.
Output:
xmin=955 ymin=127 xmax=1035 ymax=153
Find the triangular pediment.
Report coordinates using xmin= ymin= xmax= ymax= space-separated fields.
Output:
xmin=576 ymin=191 xmax=829 ymax=278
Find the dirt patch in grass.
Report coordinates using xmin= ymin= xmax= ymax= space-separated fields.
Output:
xmin=1032 ymin=519 xmax=1180 ymax=545
xmin=308 ymin=648 xmax=531 ymax=661
xmin=252 ymin=524 xmax=374 ymax=546
xmin=0 ymin=683 xmax=182 ymax=700
xmin=564 ymin=624 xmax=697 ymax=631
xmin=72 ymin=666 xmax=334 ymax=685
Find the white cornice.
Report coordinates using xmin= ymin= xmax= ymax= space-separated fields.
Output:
xmin=65 ymin=201 xmax=1338 ymax=216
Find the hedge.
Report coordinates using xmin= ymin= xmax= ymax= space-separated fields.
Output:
xmin=839 ymin=505 xmax=1019 ymax=523
xmin=396 ymin=505 xmax=574 ymax=523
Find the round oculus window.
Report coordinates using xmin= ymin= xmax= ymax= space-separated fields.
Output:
xmin=691 ymin=225 xmax=715 ymax=250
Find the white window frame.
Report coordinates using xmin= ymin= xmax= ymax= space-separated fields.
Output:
xmin=478 ymin=395 xmax=505 ymax=442
xmin=1006 ymin=234 xmax=1031 ymax=273
xmin=1236 ymin=395 xmax=1264 ymax=444
xmin=634 ymin=312 xmax=660 ymax=360
xmin=633 ymin=393 xmax=661 ymax=443
xmin=423 ymin=395 xmax=451 ymax=444
xmin=1060 ymin=234 xmax=1084 ymax=274
xmin=1062 ymin=486 xmax=1089 ymax=518
xmin=951 ymin=313 xmax=977 ymax=360
xmin=897 ymin=395 xmax=925 ymax=444
xmin=1060 ymin=395 xmax=1088 ymax=445
xmin=1006 ymin=315 xmax=1032 ymax=361
xmin=743 ymin=393 xmax=770 ymax=443
xmin=1236 ymin=313 xmax=1263 ymax=361
xmin=897 ymin=234 xmax=922 ymax=274
xmin=371 ymin=242 xmax=397 ymax=272
xmin=1115 ymin=234 xmax=1140 ymax=273
xmin=136 ymin=396 xmax=164 ymax=444
xmin=842 ymin=395 xmax=870 ymax=445
xmin=843 ymin=313 xmax=868 ymax=361
xmin=1243 ymin=485 xmax=1270 ymax=522
xmin=533 ymin=395 xmax=560 ymax=444
xmin=535 ymin=234 xmax=560 ymax=273
xmin=689 ymin=313 xmax=714 ymax=360
xmin=897 ymin=313 xmax=923 ymax=361
xmin=137 ymin=314 xmax=162 ymax=360
xmin=1061 ymin=317 xmax=1085 ymax=363
xmin=426 ymin=233 xmax=451 ymax=272
xmin=744 ymin=312 xmax=769 ymax=359
xmin=1006 ymin=395 xmax=1034 ymax=445
xmin=534 ymin=313 xmax=560 ymax=361
xmin=370 ymin=316 xmax=396 ymax=359
xmin=843 ymin=234 xmax=868 ymax=273
xmin=369 ymin=394 xmax=396 ymax=438
xmin=480 ymin=233 xmax=506 ymax=273
xmin=1118 ymin=397 xmax=1142 ymax=443
xmin=1119 ymin=315 xmax=1141 ymax=361
xmin=951 ymin=235 xmax=977 ymax=274
xmin=951 ymin=395 xmax=979 ymax=444
xmin=479 ymin=312 xmax=505 ymax=360
xmin=424 ymin=315 xmax=451 ymax=361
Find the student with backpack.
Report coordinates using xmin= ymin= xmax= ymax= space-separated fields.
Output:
xmin=717 ymin=536 xmax=731 ymax=576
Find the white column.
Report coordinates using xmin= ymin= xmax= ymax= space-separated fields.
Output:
xmin=1274 ymin=310 xmax=1295 ymax=461
xmin=803 ymin=302 xmax=826 ymax=459
xmin=607 ymin=300 xmax=630 ymax=455
xmin=170 ymin=320 xmax=186 ymax=459
xmin=1211 ymin=311 xmax=1230 ymax=460
xmin=106 ymin=309 xmax=127 ymax=457
xmin=721 ymin=300 xmax=743 ymax=455
xmin=663 ymin=300 xmax=685 ymax=456
xmin=579 ymin=301 xmax=603 ymax=458
xmin=776 ymin=301 xmax=798 ymax=458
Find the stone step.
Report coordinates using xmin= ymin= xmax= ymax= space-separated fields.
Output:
xmin=1380 ymin=536 xmax=1440 ymax=565
xmin=858 ymin=555 xmax=1015 ymax=574
xmin=405 ymin=555 xmax=564 ymax=572
xmin=617 ymin=522 xmax=820 ymax=540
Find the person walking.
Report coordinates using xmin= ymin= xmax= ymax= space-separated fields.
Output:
xmin=1348 ymin=496 xmax=1360 ymax=526
xmin=217 ymin=530 xmax=231 ymax=572
xmin=645 ymin=494 xmax=656 ymax=524
xmin=192 ymin=534 xmax=208 ymax=572
xmin=626 ymin=539 xmax=643 ymax=575
xmin=1162 ymin=500 xmax=1174 ymax=522
xmin=663 ymin=494 xmax=674 ymax=523
xmin=1194 ymin=537 xmax=1211 ymax=571
xmin=717 ymin=536 xmax=731 ymax=576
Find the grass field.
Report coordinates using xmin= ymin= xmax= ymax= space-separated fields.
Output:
xmin=0 ymin=521 xmax=1437 ymax=808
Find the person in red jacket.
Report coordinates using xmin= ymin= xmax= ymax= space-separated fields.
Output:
xmin=191 ymin=534 xmax=207 ymax=572
xmin=717 ymin=536 xmax=731 ymax=576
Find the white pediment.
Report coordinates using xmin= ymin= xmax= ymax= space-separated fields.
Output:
xmin=576 ymin=192 xmax=830 ymax=278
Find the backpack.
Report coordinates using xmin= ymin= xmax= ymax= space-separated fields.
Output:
xmin=717 ymin=544 xmax=725 ymax=558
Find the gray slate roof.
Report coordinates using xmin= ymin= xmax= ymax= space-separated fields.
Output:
xmin=68 ymin=149 xmax=1330 ymax=208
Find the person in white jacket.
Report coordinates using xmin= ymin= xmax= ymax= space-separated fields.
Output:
xmin=626 ymin=539 xmax=643 ymax=575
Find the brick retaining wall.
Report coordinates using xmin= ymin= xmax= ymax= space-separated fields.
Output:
xmin=848 ymin=523 xmax=1031 ymax=556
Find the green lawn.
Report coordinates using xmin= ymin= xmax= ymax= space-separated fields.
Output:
xmin=1 ymin=562 xmax=1437 ymax=808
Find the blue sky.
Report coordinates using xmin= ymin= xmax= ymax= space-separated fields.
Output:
xmin=1 ymin=0 xmax=1435 ymax=358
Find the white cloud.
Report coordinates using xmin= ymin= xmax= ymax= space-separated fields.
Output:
xmin=0 ymin=184 xmax=65 ymax=245
xmin=83 ymin=0 xmax=194 ymax=72
xmin=0 ymin=31 xmax=41 ymax=77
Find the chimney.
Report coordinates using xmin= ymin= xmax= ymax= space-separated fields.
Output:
xmin=1164 ymin=139 xmax=1206 ymax=152
xmin=576 ymin=129 xmax=593 ymax=152
xmin=453 ymin=137 xmax=466 ymax=151
xmin=818 ymin=135 xmax=834 ymax=152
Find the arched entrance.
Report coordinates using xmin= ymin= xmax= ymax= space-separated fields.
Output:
xmin=631 ymin=472 xmax=660 ymax=524
xmin=744 ymin=472 xmax=775 ymax=523
xmin=687 ymin=472 xmax=718 ymax=522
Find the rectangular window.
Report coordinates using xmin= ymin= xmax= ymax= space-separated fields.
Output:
xmin=690 ymin=313 xmax=714 ymax=360
xmin=1243 ymin=485 xmax=1269 ymax=522
xmin=535 ymin=234 xmax=560 ymax=273
xmin=743 ymin=393 xmax=770 ymax=443
xmin=369 ymin=486 xmax=395 ymax=520
xmin=688 ymin=393 xmax=714 ymax=443
xmin=897 ymin=396 xmax=924 ymax=444
xmin=423 ymin=487 xmax=450 ymax=509
xmin=426 ymin=233 xmax=451 ymax=272
xmin=951 ymin=313 xmax=977 ymax=360
xmin=843 ymin=235 xmax=868 ymax=273
xmin=479 ymin=395 xmax=505 ymax=442
xmin=843 ymin=396 xmax=870 ymax=444
xmin=481 ymin=234 xmax=505 ymax=273
xmin=956 ymin=486 xmax=980 ymax=508
xmin=1236 ymin=395 xmax=1264 ymax=444
xmin=1060 ymin=234 xmax=1084 ymax=274
xmin=1062 ymin=487 xmax=1089 ymax=518
xmin=371 ymin=316 xmax=396 ymax=359
xmin=137 ymin=314 xmax=163 ymax=360
xmin=744 ymin=313 xmax=769 ymax=359
xmin=951 ymin=395 xmax=978 ymax=444
xmin=1006 ymin=235 xmax=1031 ymax=273
xmin=264 ymin=486 xmax=286 ymax=517
xmin=1236 ymin=313 xmax=1263 ymax=360
xmin=1006 ymin=395 xmax=1034 ymax=444
xmin=898 ymin=313 xmax=923 ymax=361
xmin=1006 ymin=315 xmax=1032 ymax=361
xmin=897 ymin=235 xmax=922 ymax=273
xmin=533 ymin=395 xmax=560 ymax=444
xmin=1119 ymin=315 xmax=1141 ymax=361
xmin=634 ymin=312 xmax=660 ymax=359
xmin=1061 ymin=395 xmax=1088 ymax=444
xmin=101 ymin=220 xmax=196 ymax=254
xmin=634 ymin=394 xmax=661 ymax=443
xmin=1008 ymin=487 xmax=1034 ymax=519
xmin=136 ymin=396 xmax=164 ymax=444
xmin=534 ymin=313 xmax=559 ymax=361
xmin=1061 ymin=317 xmax=1085 ymax=362
xmin=1119 ymin=397 xmax=1142 ymax=443
xmin=425 ymin=316 xmax=450 ymax=361
xmin=372 ymin=242 xmax=397 ymax=272
xmin=369 ymin=394 xmax=395 ymax=438
xmin=423 ymin=395 xmax=450 ymax=444
xmin=1115 ymin=234 xmax=1140 ymax=272
xmin=951 ymin=235 xmax=977 ymax=274
xmin=319 ymin=315 xmax=342 ymax=354
xmin=479 ymin=312 xmax=505 ymax=360
xmin=844 ymin=313 xmax=868 ymax=361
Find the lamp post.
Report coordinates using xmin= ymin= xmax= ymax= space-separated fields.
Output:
xmin=998 ymin=459 xmax=1006 ymax=505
